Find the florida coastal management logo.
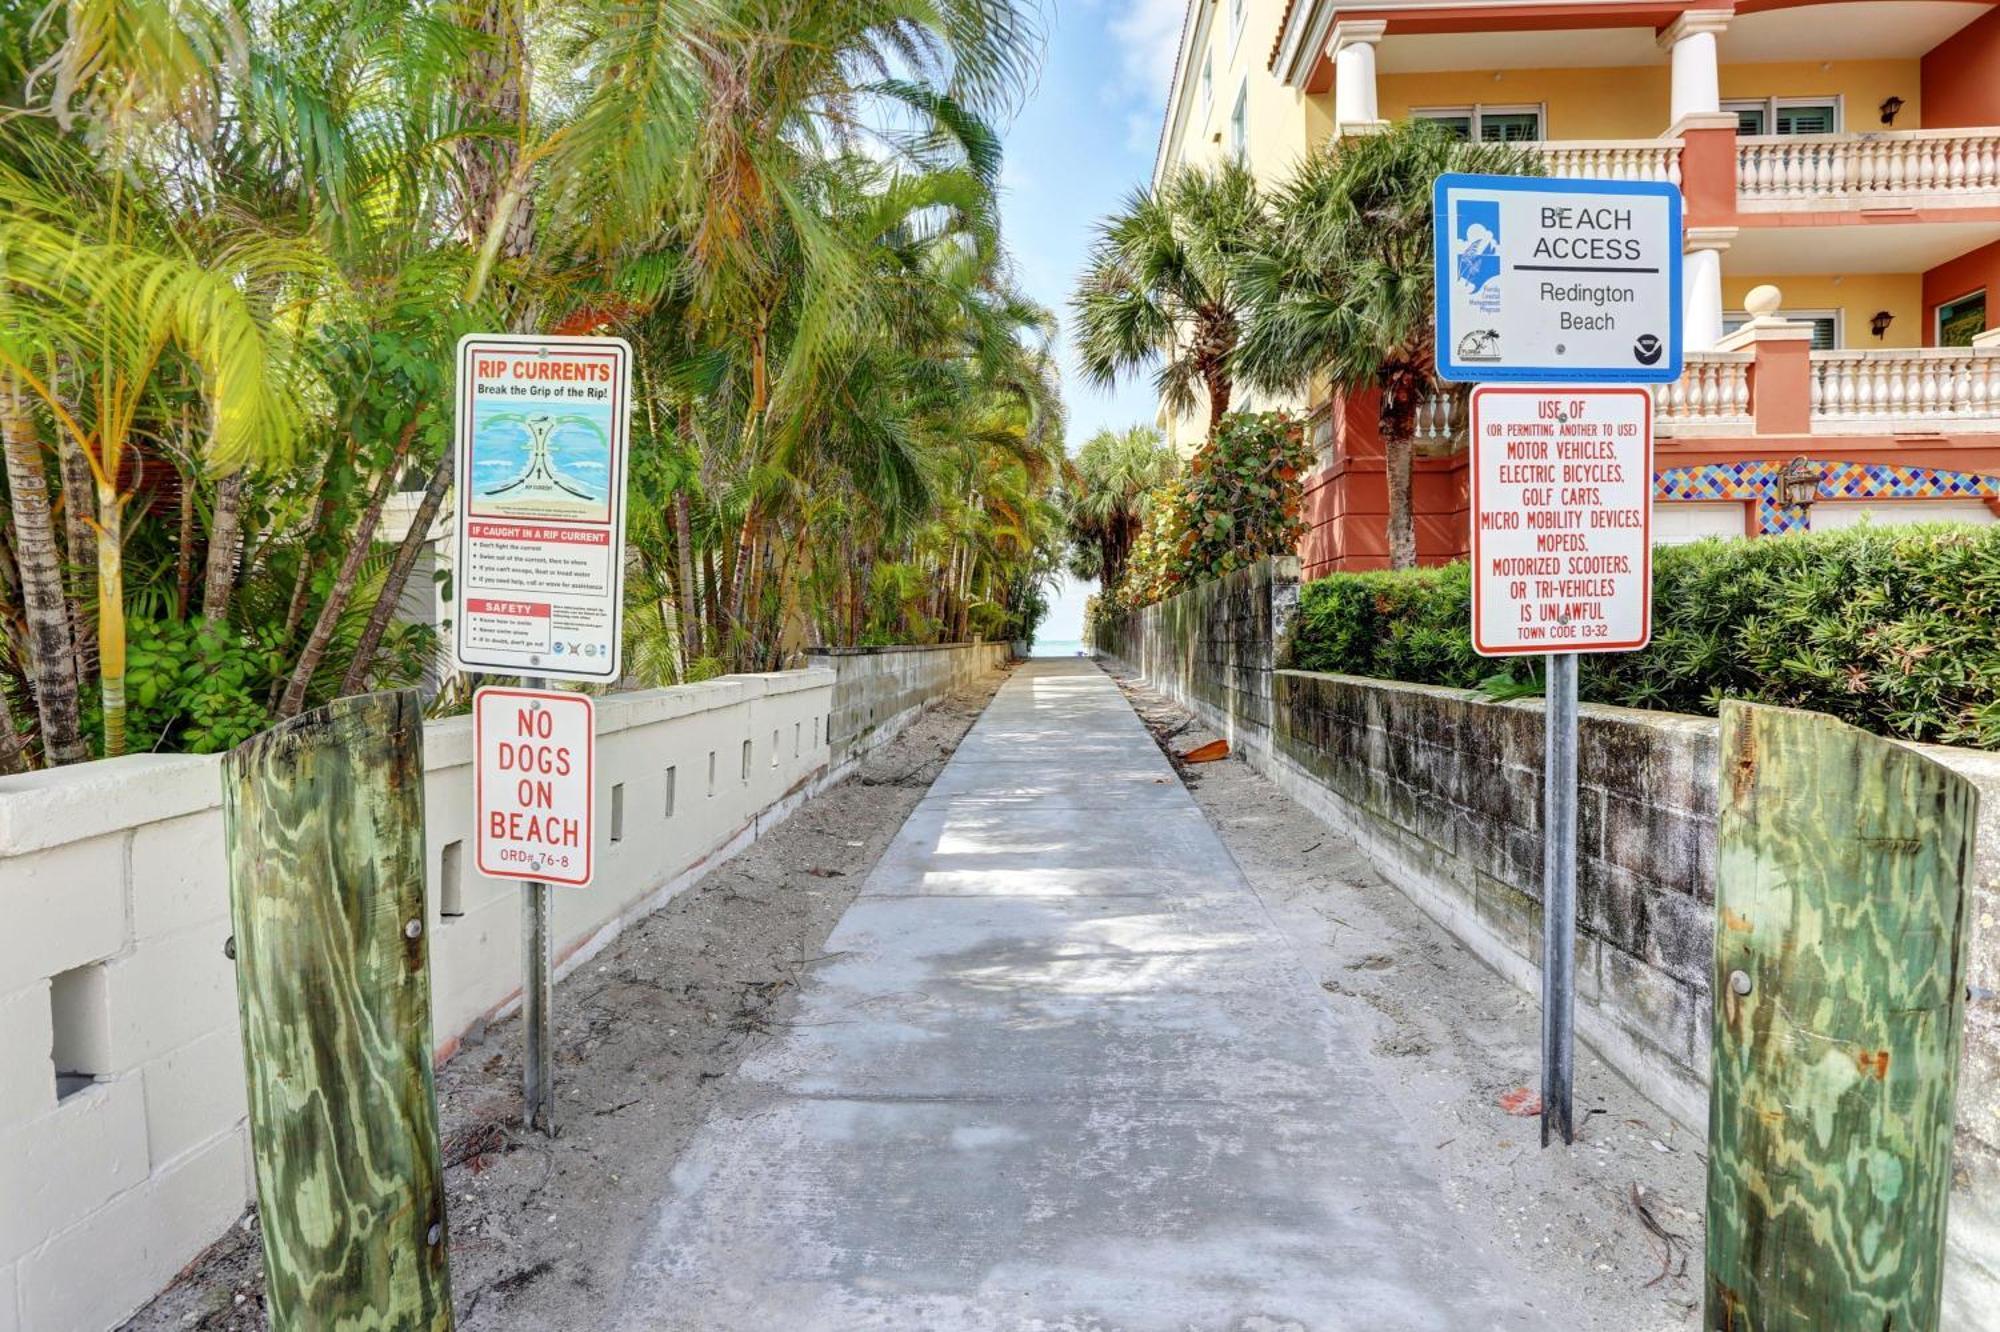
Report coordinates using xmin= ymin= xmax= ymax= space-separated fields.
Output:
xmin=1453 ymin=197 xmax=1502 ymax=362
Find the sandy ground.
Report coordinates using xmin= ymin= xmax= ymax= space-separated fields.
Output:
xmin=119 ymin=669 xmax=1011 ymax=1332
xmin=1100 ymin=661 xmax=1707 ymax=1331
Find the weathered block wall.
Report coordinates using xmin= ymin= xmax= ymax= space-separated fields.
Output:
xmin=1097 ymin=559 xmax=1999 ymax=1328
xmin=1090 ymin=558 xmax=1299 ymax=758
xmin=1917 ymin=742 xmax=2000 ymax=1329
xmin=809 ymin=642 xmax=1011 ymax=773
xmin=1269 ymin=672 xmax=1717 ymax=1128
xmin=0 ymin=644 xmax=1006 ymax=1331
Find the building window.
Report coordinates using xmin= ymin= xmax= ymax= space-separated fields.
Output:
xmin=1229 ymin=82 xmax=1248 ymax=161
xmin=1229 ymin=0 xmax=1246 ymax=48
xmin=1200 ymin=53 xmax=1212 ymax=114
xmin=1938 ymin=290 xmax=1987 ymax=347
xmin=1412 ymin=104 xmax=1544 ymax=143
xmin=1727 ymin=98 xmax=1840 ymax=136
xmin=1723 ymin=309 xmax=1840 ymax=350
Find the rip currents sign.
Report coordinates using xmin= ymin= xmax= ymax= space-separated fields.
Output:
xmin=453 ymin=334 xmax=631 ymax=682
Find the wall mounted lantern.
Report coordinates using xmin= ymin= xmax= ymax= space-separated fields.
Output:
xmin=1880 ymin=96 xmax=1905 ymax=126
xmin=1779 ymin=457 xmax=1822 ymax=510
xmin=1871 ymin=310 xmax=1895 ymax=340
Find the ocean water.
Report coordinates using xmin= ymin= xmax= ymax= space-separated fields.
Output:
xmin=1031 ymin=638 xmax=1089 ymax=658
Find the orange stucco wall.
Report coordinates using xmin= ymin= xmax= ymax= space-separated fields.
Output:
xmin=1922 ymin=3 xmax=2000 ymax=129
xmin=1923 ymin=238 xmax=2000 ymax=344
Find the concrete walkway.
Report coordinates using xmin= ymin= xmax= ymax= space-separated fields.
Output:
xmin=614 ymin=659 xmax=1536 ymax=1330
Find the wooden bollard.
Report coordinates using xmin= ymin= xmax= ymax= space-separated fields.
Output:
xmin=1707 ymin=701 xmax=1975 ymax=1331
xmin=222 ymin=690 xmax=454 ymax=1329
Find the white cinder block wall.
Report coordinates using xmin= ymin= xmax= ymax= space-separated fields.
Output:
xmin=0 ymin=649 xmax=1004 ymax=1330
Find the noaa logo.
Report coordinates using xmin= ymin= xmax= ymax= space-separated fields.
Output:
xmin=1633 ymin=334 xmax=1663 ymax=365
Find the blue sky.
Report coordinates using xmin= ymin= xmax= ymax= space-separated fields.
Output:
xmin=996 ymin=0 xmax=1182 ymax=642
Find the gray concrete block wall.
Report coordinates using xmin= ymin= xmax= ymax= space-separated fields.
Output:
xmin=807 ymin=643 xmax=1011 ymax=774
xmin=1269 ymin=670 xmax=1717 ymax=1128
xmin=1093 ymin=558 xmax=1298 ymax=759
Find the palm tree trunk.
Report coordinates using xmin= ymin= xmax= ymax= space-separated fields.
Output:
xmin=1 ymin=382 xmax=88 ymax=765
xmin=174 ymin=466 xmax=197 ymax=620
xmin=94 ymin=480 xmax=128 ymax=757
xmin=1205 ymin=368 xmax=1232 ymax=440
xmin=0 ymin=687 xmax=28 ymax=774
xmin=55 ymin=430 xmax=96 ymax=684
xmin=704 ymin=543 xmax=723 ymax=649
xmin=337 ymin=451 xmax=452 ymax=697
xmin=277 ymin=428 xmax=414 ymax=718
xmin=1384 ymin=429 xmax=1416 ymax=571
xmin=672 ymin=489 xmax=700 ymax=666
xmin=200 ymin=469 xmax=247 ymax=623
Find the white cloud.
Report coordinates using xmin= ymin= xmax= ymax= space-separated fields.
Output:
xmin=1106 ymin=0 xmax=1186 ymax=106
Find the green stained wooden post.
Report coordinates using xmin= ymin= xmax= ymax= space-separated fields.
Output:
xmin=222 ymin=691 xmax=454 ymax=1330
xmin=1707 ymin=702 xmax=1976 ymax=1332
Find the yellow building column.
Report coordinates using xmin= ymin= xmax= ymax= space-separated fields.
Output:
xmin=1329 ymin=21 xmax=1389 ymax=137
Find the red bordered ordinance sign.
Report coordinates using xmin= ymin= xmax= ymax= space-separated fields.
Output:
xmin=1470 ymin=385 xmax=1653 ymax=657
xmin=474 ymin=687 xmax=595 ymax=887
xmin=454 ymin=334 xmax=631 ymax=682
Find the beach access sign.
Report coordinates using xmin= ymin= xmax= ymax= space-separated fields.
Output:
xmin=453 ymin=334 xmax=631 ymax=682
xmin=1470 ymin=386 xmax=1653 ymax=656
xmin=1434 ymin=174 xmax=1681 ymax=385
xmin=475 ymin=687 xmax=595 ymax=887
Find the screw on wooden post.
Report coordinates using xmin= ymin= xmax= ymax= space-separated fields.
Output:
xmin=221 ymin=690 xmax=454 ymax=1329
xmin=1707 ymin=701 xmax=1976 ymax=1330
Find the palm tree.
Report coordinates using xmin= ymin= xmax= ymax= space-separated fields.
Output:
xmin=1064 ymin=425 xmax=1177 ymax=596
xmin=1236 ymin=120 xmax=1539 ymax=569
xmin=1072 ymin=159 xmax=1270 ymax=443
xmin=0 ymin=371 xmax=89 ymax=763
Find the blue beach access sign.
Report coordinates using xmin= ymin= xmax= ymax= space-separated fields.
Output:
xmin=1433 ymin=173 xmax=1682 ymax=385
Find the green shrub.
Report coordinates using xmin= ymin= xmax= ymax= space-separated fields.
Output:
xmin=116 ymin=617 xmax=287 ymax=754
xmin=1286 ymin=524 xmax=2000 ymax=750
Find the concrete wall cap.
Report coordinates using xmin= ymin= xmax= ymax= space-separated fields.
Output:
xmin=0 ymin=666 xmax=845 ymax=853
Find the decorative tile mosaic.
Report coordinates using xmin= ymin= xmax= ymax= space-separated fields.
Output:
xmin=1653 ymin=459 xmax=2000 ymax=534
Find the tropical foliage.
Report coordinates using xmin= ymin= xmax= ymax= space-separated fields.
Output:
xmin=1285 ymin=525 xmax=2000 ymax=750
xmin=1071 ymin=160 xmax=1270 ymax=442
xmin=1071 ymin=411 xmax=1309 ymax=632
xmin=0 ymin=0 xmax=1060 ymax=765
xmin=1072 ymin=123 xmax=1542 ymax=573
xmin=1236 ymin=120 xmax=1541 ymax=569
xmin=1062 ymin=425 xmax=1178 ymax=596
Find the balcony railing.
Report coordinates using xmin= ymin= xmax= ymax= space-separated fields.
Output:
xmin=1737 ymin=129 xmax=2000 ymax=209
xmin=1810 ymin=348 xmax=2000 ymax=432
xmin=1656 ymin=352 xmax=1754 ymax=436
xmin=1534 ymin=140 xmax=1683 ymax=186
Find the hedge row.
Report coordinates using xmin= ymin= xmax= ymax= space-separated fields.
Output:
xmin=1284 ymin=524 xmax=2000 ymax=750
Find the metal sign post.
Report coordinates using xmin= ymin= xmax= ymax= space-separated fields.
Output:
xmin=1437 ymin=171 xmax=1679 ymax=1148
xmin=519 ymin=676 xmax=556 ymax=1136
xmin=1465 ymin=385 xmax=1655 ymax=1147
xmin=1539 ymin=652 xmax=1578 ymax=1146
xmin=456 ymin=333 xmax=629 ymax=1136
